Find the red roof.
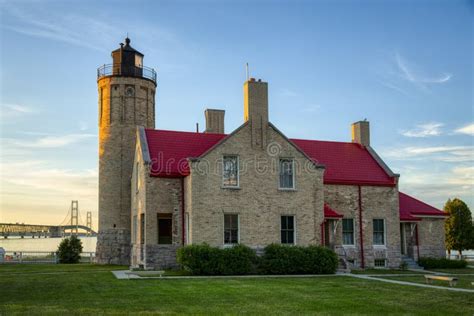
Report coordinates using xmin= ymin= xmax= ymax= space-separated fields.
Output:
xmin=399 ymin=192 xmax=446 ymax=221
xmin=145 ymin=129 xmax=395 ymax=185
xmin=145 ymin=129 xmax=226 ymax=177
xmin=324 ymin=204 xmax=344 ymax=218
xmin=291 ymin=139 xmax=395 ymax=186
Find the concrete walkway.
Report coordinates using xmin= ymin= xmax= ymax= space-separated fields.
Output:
xmin=349 ymin=274 xmax=474 ymax=293
xmin=112 ymin=270 xmax=474 ymax=293
xmin=112 ymin=270 xmax=348 ymax=280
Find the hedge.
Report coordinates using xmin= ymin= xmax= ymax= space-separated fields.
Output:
xmin=177 ymin=243 xmax=338 ymax=275
xmin=177 ymin=244 xmax=258 ymax=275
xmin=418 ymin=257 xmax=467 ymax=269
xmin=259 ymin=244 xmax=338 ymax=275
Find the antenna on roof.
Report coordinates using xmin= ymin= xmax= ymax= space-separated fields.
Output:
xmin=196 ymin=123 xmax=199 ymax=133
xmin=246 ymin=63 xmax=249 ymax=81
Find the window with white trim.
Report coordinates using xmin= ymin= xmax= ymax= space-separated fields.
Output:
xmin=342 ymin=218 xmax=354 ymax=245
xmin=279 ymin=159 xmax=294 ymax=189
xmin=374 ymin=259 xmax=386 ymax=268
xmin=224 ymin=214 xmax=239 ymax=245
xmin=281 ymin=215 xmax=295 ymax=244
xmin=223 ymin=156 xmax=239 ymax=187
xmin=373 ymin=219 xmax=385 ymax=245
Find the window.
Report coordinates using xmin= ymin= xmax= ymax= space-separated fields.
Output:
xmin=373 ymin=219 xmax=385 ymax=245
xmin=140 ymin=214 xmax=145 ymax=245
xmin=224 ymin=214 xmax=239 ymax=245
xmin=342 ymin=218 xmax=354 ymax=245
xmin=279 ymin=159 xmax=294 ymax=189
xmin=223 ymin=156 xmax=239 ymax=187
xmin=157 ymin=214 xmax=172 ymax=244
xmin=135 ymin=162 xmax=139 ymax=194
xmin=374 ymin=259 xmax=386 ymax=268
xmin=281 ymin=215 xmax=295 ymax=244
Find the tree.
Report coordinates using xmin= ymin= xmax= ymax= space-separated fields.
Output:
xmin=444 ymin=198 xmax=473 ymax=258
xmin=57 ymin=235 xmax=83 ymax=263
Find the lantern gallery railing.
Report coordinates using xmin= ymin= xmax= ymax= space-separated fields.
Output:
xmin=97 ymin=64 xmax=157 ymax=83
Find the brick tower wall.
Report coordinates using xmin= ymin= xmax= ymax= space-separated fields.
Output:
xmin=96 ymin=76 xmax=156 ymax=264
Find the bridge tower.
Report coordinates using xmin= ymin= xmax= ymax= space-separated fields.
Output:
xmin=86 ymin=212 xmax=92 ymax=236
xmin=96 ymin=37 xmax=157 ymax=264
xmin=70 ymin=200 xmax=79 ymax=235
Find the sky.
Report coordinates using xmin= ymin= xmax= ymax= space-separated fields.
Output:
xmin=0 ymin=0 xmax=473 ymax=227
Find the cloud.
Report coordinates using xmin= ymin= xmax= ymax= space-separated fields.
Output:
xmin=300 ymin=105 xmax=321 ymax=113
xmin=4 ymin=133 xmax=95 ymax=148
xmin=1 ymin=4 xmax=119 ymax=52
xmin=78 ymin=121 xmax=89 ymax=131
xmin=279 ymin=89 xmax=300 ymax=97
xmin=0 ymin=103 xmax=37 ymax=118
xmin=395 ymin=165 xmax=474 ymax=210
xmin=382 ymin=145 xmax=474 ymax=163
xmin=454 ymin=123 xmax=474 ymax=136
xmin=400 ymin=122 xmax=443 ymax=138
xmin=378 ymin=81 xmax=410 ymax=96
xmin=394 ymin=53 xmax=452 ymax=91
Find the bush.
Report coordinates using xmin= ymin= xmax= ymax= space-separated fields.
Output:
xmin=259 ymin=244 xmax=338 ymax=275
xmin=418 ymin=257 xmax=467 ymax=269
xmin=56 ymin=236 xmax=83 ymax=264
xmin=177 ymin=244 xmax=258 ymax=275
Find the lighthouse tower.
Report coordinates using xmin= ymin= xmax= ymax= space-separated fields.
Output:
xmin=96 ymin=38 xmax=156 ymax=264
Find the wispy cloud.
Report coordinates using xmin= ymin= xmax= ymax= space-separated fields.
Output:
xmin=4 ymin=133 xmax=95 ymax=149
xmin=383 ymin=145 xmax=474 ymax=163
xmin=400 ymin=122 xmax=443 ymax=138
xmin=454 ymin=123 xmax=474 ymax=136
xmin=395 ymin=53 xmax=452 ymax=91
xmin=378 ymin=81 xmax=410 ymax=96
xmin=0 ymin=103 xmax=37 ymax=118
xmin=1 ymin=4 xmax=119 ymax=52
xmin=279 ymin=89 xmax=300 ymax=98
xmin=300 ymin=105 xmax=321 ymax=113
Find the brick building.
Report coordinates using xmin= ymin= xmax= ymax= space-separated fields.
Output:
xmin=96 ymin=39 xmax=447 ymax=269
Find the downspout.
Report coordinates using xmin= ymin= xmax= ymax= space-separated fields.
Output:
xmin=358 ymin=185 xmax=365 ymax=269
xmin=415 ymin=224 xmax=420 ymax=261
xmin=181 ymin=177 xmax=185 ymax=245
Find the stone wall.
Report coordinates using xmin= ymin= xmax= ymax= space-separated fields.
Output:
xmin=97 ymin=75 xmax=156 ymax=265
xmin=324 ymin=184 xmax=401 ymax=268
xmin=417 ymin=218 xmax=446 ymax=258
xmin=187 ymin=123 xmax=325 ymax=248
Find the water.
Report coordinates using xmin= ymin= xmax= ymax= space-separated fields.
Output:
xmin=0 ymin=237 xmax=97 ymax=253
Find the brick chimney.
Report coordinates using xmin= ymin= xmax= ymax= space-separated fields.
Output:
xmin=204 ymin=109 xmax=225 ymax=134
xmin=244 ymin=78 xmax=268 ymax=148
xmin=351 ymin=120 xmax=370 ymax=146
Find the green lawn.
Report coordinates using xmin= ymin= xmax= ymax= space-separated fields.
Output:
xmin=1 ymin=264 xmax=473 ymax=315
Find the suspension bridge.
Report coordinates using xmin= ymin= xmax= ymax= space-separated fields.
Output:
xmin=0 ymin=201 xmax=97 ymax=238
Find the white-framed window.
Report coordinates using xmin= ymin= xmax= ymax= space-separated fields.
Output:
xmin=279 ymin=159 xmax=295 ymax=189
xmin=224 ymin=214 xmax=239 ymax=245
xmin=281 ymin=215 xmax=295 ymax=244
xmin=373 ymin=219 xmax=385 ymax=245
xmin=342 ymin=218 xmax=355 ymax=245
xmin=223 ymin=155 xmax=239 ymax=187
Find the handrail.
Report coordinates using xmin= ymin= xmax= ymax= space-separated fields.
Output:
xmin=97 ymin=63 xmax=157 ymax=83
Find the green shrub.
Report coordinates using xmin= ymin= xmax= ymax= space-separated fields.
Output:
xmin=178 ymin=243 xmax=338 ymax=275
xmin=56 ymin=236 xmax=83 ymax=264
xmin=260 ymin=244 xmax=338 ymax=275
xmin=177 ymin=244 xmax=257 ymax=275
xmin=418 ymin=257 xmax=467 ymax=269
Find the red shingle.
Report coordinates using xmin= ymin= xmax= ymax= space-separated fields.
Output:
xmin=399 ymin=192 xmax=446 ymax=220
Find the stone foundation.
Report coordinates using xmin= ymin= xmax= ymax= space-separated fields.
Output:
xmin=95 ymin=229 xmax=131 ymax=265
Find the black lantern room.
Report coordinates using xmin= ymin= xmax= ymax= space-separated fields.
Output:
xmin=112 ymin=37 xmax=144 ymax=77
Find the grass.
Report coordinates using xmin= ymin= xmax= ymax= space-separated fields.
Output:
xmin=1 ymin=264 xmax=474 ymax=315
